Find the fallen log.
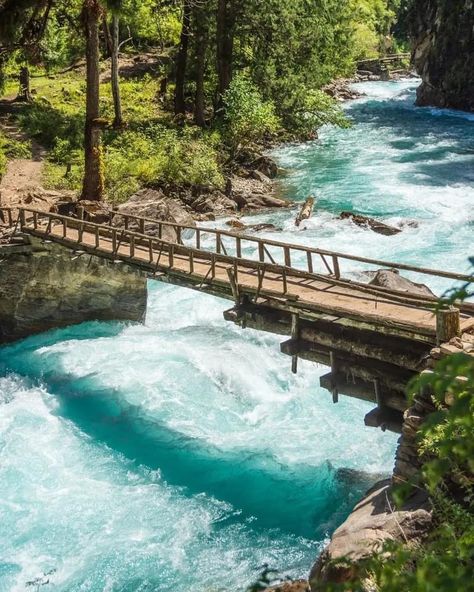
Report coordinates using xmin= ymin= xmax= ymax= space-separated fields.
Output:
xmin=295 ymin=197 xmax=315 ymax=227
xmin=340 ymin=211 xmax=401 ymax=236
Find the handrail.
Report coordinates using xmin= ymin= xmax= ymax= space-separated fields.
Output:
xmin=107 ymin=208 xmax=473 ymax=284
xmin=8 ymin=206 xmax=473 ymax=286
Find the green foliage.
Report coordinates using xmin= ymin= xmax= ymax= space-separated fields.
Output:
xmin=350 ymin=0 xmax=400 ymax=59
xmin=222 ymin=75 xmax=280 ymax=154
xmin=279 ymin=89 xmax=351 ymax=138
xmin=105 ymin=126 xmax=224 ymax=202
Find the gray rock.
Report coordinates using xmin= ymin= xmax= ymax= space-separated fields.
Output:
xmin=251 ymin=169 xmax=272 ymax=184
xmin=115 ymin=188 xmax=196 ymax=242
xmin=0 ymin=237 xmax=147 ymax=344
xmin=192 ymin=192 xmax=238 ymax=215
xmin=309 ymin=480 xmax=432 ymax=587
xmin=369 ymin=269 xmax=436 ymax=298
xmin=252 ymin=155 xmax=279 ymax=179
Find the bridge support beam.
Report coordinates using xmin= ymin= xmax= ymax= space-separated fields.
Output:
xmin=436 ymin=307 xmax=460 ymax=344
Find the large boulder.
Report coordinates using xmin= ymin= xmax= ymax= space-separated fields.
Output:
xmin=192 ymin=191 xmax=238 ymax=215
xmin=252 ymin=155 xmax=279 ymax=179
xmin=309 ymin=480 xmax=432 ymax=587
xmin=114 ymin=188 xmax=196 ymax=243
xmin=369 ymin=269 xmax=436 ymax=298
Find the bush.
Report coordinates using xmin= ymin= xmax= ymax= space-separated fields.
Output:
xmin=280 ymin=88 xmax=351 ymax=138
xmin=104 ymin=126 xmax=224 ymax=203
xmin=223 ymin=75 xmax=280 ymax=154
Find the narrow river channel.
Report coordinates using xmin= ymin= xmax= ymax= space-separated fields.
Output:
xmin=0 ymin=80 xmax=473 ymax=591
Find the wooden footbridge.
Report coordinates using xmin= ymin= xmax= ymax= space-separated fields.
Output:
xmin=2 ymin=206 xmax=473 ymax=431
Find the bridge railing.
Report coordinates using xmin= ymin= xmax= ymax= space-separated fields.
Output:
xmin=3 ymin=206 xmax=474 ymax=317
xmin=107 ymin=208 xmax=473 ymax=292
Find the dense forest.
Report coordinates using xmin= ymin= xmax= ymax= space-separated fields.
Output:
xmin=0 ymin=0 xmax=403 ymax=203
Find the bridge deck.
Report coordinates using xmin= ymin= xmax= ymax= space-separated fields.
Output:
xmin=2 ymin=206 xmax=473 ymax=346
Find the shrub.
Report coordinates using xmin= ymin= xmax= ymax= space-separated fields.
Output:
xmin=104 ymin=126 xmax=224 ymax=203
xmin=279 ymin=88 xmax=351 ymax=138
xmin=223 ymin=75 xmax=280 ymax=154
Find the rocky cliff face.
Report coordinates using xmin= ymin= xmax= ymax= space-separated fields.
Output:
xmin=411 ymin=0 xmax=474 ymax=111
xmin=0 ymin=235 xmax=147 ymax=343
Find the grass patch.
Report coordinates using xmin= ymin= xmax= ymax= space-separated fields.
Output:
xmin=5 ymin=71 xmax=225 ymax=201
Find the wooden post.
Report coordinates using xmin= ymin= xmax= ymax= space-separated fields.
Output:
xmin=307 ymin=252 xmax=313 ymax=273
xmin=332 ymin=255 xmax=341 ymax=279
xmin=130 ymin=235 xmax=135 ymax=258
xmin=196 ymin=229 xmax=201 ymax=250
xmin=19 ymin=209 xmax=26 ymax=228
xmin=139 ymin=219 xmax=145 ymax=235
xmin=258 ymin=242 xmax=265 ymax=262
xmin=236 ymin=237 xmax=242 ymax=259
xmin=227 ymin=266 xmax=240 ymax=303
xmin=291 ymin=313 xmax=299 ymax=374
xmin=169 ymin=245 xmax=174 ymax=268
xmin=330 ymin=351 xmax=339 ymax=403
xmin=436 ymin=307 xmax=460 ymax=344
xmin=284 ymin=246 xmax=291 ymax=267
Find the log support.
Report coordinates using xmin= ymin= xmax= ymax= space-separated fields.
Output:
xmin=436 ymin=307 xmax=460 ymax=344
xmin=291 ymin=313 xmax=300 ymax=374
xmin=330 ymin=351 xmax=339 ymax=403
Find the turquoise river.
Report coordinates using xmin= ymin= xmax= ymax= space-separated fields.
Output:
xmin=1 ymin=80 xmax=473 ymax=591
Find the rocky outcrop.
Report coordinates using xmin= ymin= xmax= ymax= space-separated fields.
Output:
xmin=309 ymin=480 xmax=432 ymax=587
xmin=309 ymin=385 xmax=437 ymax=590
xmin=0 ymin=235 xmax=147 ymax=343
xmin=410 ymin=0 xmax=474 ymax=111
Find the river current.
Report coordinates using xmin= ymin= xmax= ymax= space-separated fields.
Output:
xmin=1 ymin=80 xmax=473 ymax=591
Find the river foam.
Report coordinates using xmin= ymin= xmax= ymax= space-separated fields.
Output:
xmin=1 ymin=80 xmax=472 ymax=591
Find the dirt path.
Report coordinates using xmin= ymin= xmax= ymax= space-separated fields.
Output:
xmin=0 ymin=105 xmax=48 ymax=208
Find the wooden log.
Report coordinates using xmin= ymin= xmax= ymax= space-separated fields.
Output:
xmin=295 ymin=196 xmax=315 ymax=227
xmin=436 ymin=307 xmax=461 ymax=344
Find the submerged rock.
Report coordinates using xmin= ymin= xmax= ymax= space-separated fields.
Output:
xmin=225 ymin=219 xmax=282 ymax=233
xmin=340 ymin=211 xmax=401 ymax=236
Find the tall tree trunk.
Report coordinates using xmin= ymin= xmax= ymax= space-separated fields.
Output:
xmin=174 ymin=0 xmax=192 ymax=116
xmin=194 ymin=8 xmax=207 ymax=126
xmin=216 ymin=0 xmax=235 ymax=107
xmin=17 ymin=66 xmax=32 ymax=102
xmin=110 ymin=13 xmax=123 ymax=127
xmin=81 ymin=0 xmax=104 ymax=202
